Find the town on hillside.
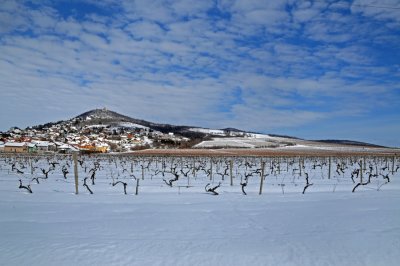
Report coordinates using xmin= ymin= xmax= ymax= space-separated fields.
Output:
xmin=0 ymin=120 xmax=191 ymax=154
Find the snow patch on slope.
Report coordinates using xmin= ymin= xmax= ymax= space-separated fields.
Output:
xmin=189 ymin=128 xmax=226 ymax=135
xmin=118 ymin=122 xmax=149 ymax=129
xmin=194 ymin=134 xmax=296 ymax=149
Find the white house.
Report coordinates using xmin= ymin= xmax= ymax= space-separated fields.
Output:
xmin=32 ymin=141 xmax=56 ymax=152
xmin=58 ymin=144 xmax=79 ymax=153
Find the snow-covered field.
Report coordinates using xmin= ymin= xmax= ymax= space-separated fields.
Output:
xmin=1 ymin=155 xmax=399 ymax=266
xmin=194 ymin=134 xmax=288 ymax=148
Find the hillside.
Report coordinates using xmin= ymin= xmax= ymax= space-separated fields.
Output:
xmin=71 ymin=108 xmax=208 ymax=139
xmin=69 ymin=109 xmax=385 ymax=148
xmin=1 ymin=108 xmax=390 ymax=153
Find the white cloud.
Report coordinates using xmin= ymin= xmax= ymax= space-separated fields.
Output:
xmin=224 ymin=105 xmax=326 ymax=131
xmin=351 ymin=0 xmax=400 ymax=27
xmin=121 ymin=0 xmax=176 ymax=23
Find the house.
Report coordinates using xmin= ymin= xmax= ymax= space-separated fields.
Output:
xmin=53 ymin=141 xmax=65 ymax=151
xmin=32 ymin=141 xmax=56 ymax=152
xmin=58 ymin=144 xmax=79 ymax=154
xmin=95 ymin=143 xmax=109 ymax=153
xmin=27 ymin=143 xmax=37 ymax=153
xmin=0 ymin=142 xmax=4 ymax=152
xmin=78 ymin=143 xmax=108 ymax=153
xmin=36 ymin=142 xmax=49 ymax=152
xmin=4 ymin=142 xmax=27 ymax=153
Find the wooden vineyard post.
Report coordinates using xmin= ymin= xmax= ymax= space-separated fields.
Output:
xmin=328 ymin=157 xmax=331 ymax=179
xmin=360 ymin=160 xmax=363 ymax=184
xmin=141 ymin=164 xmax=144 ymax=180
xmin=73 ymin=153 xmax=79 ymax=195
xmin=286 ymin=158 xmax=289 ymax=172
xmin=299 ymin=157 xmax=302 ymax=176
xmin=278 ymin=157 xmax=281 ymax=175
xmin=259 ymin=160 xmax=265 ymax=195
xmin=135 ymin=179 xmax=139 ymax=195
xmin=210 ymin=158 xmax=213 ymax=181
xmin=392 ymin=156 xmax=395 ymax=175
xmin=363 ymin=157 xmax=366 ymax=171
xmin=29 ymin=157 xmax=33 ymax=175
xmin=131 ymin=162 xmax=133 ymax=173
xmin=192 ymin=160 xmax=196 ymax=178
xmin=230 ymin=159 xmax=233 ymax=186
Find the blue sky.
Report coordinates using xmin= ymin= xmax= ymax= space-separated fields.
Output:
xmin=0 ymin=0 xmax=399 ymax=146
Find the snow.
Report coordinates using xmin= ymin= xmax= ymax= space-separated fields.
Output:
xmin=4 ymin=142 xmax=27 ymax=147
xmin=85 ymin=124 xmax=107 ymax=129
xmin=1 ymin=155 xmax=400 ymax=266
xmin=194 ymin=136 xmax=289 ymax=148
xmin=251 ymin=133 xmax=272 ymax=138
xmin=195 ymin=138 xmax=257 ymax=148
xmin=118 ymin=122 xmax=149 ymax=130
xmin=32 ymin=140 xmax=53 ymax=147
xmin=189 ymin=128 xmax=225 ymax=134
xmin=58 ymin=144 xmax=79 ymax=151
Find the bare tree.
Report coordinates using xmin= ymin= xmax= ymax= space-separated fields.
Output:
xmin=41 ymin=168 xmax=51 ymax=179
xmin=205 ymin=182 xmax=221 ymax=195
xmin=302 ymin=173 xmax=313 ymax=194
xmin=83 ymin=177 xmax=93 ymax=194
xmin=19 ymin=179 xmax=32 ymax=193
xmin=240 ymin=181 xmax=247 ymax=195
xmin=62 ymin=165 xmax=69 ymax=179
xmin=112 ymin=181 xmax=127 ymax=194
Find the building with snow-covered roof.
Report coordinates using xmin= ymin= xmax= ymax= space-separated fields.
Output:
xmin=58 ymin=144 xmax=79 ymax=153
xmin=4 ymin=142 xmax=28 ymax=153
xmin=32 ymin=141 xmax=55 ymax=152
xmin=27 ymin=143 xmax=37 ymax=153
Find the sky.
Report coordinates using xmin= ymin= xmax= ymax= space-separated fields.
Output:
xmin=0 ymin=0 xmax=399 ymax=147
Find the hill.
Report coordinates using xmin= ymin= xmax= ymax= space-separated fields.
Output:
xmin=2 ymin=108 xmax=388 ymax=153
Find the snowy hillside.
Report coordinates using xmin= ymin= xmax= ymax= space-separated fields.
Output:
xmin=7 ymin=108 xmax=388 ymax=152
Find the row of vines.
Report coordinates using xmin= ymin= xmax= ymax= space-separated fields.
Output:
xmin=0 ymin=153 xmax=399 ymax=196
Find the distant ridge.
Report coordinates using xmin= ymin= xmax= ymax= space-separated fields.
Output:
xmin=267 ymin=133 xmax=301 ymax=140
xmin=314 ymin=139 xmax=386 ymax=148
xmin=220 ymin=127 xmax=244 ymax=133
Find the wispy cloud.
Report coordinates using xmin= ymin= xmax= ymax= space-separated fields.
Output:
xmin=0 ymin=0 xmax=399 ymax=146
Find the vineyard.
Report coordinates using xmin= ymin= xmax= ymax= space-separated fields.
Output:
xmin=1 ymin=153 xmax=399 ymax=196
xmin=1 ymin=153 xmax=400 ymax=265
